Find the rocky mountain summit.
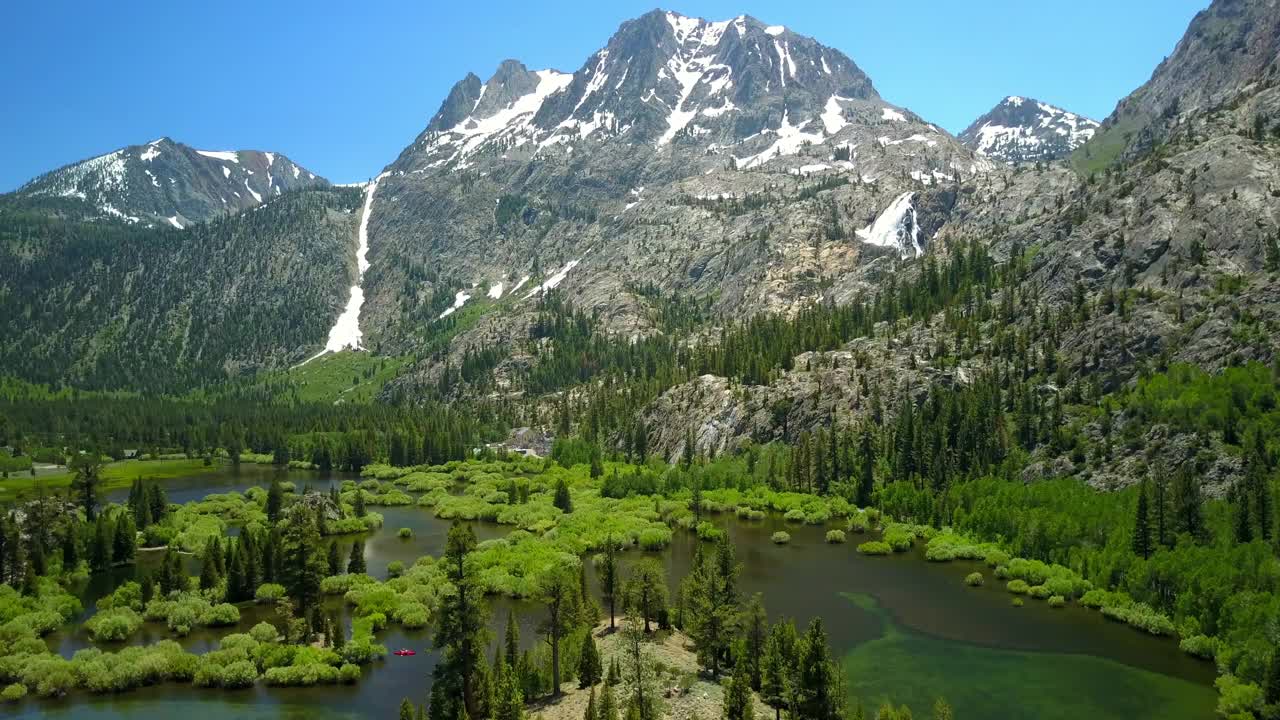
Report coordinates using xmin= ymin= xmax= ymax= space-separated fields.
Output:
xmin=15 ymin=137 xmax=327 ymax=227
xmin=959 ymin=96 xmax=1098 ymax=163
xmin=362 ymin=9 xmax=993 ymax=358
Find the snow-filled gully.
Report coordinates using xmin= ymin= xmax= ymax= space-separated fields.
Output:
xmin=298 ymin=172 xmax=388 ymax=366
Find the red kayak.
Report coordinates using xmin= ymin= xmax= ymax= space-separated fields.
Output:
xmin=393 ymin=649 xmax=416 ymax=656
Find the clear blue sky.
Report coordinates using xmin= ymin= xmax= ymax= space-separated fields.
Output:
xmin=1 ymin=0 xmax=1207 ymax=191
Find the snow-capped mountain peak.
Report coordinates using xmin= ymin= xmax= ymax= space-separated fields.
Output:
xmin=959 ymin=96 xmax=1099 ymax=164
xmin=398 ymin=8 xmax=908 ymax=173
xmin=17 ymin=137 xmax=327 ymax=226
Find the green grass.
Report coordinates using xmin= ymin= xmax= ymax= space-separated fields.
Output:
xmin=265 ymin=351 xmax=409 ymax=404
xmin=0 ymin=458 xmax=220 ymax=502
xmin=1070 ymin=113 xmax=1144 ymax=176
xmin=839 ymin=593 xmax=1216 ymax=720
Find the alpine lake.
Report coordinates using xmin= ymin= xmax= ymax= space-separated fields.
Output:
xmin=13 ymin=464 xmax=1217 ymax=720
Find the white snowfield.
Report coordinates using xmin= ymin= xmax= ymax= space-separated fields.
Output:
xmin=439 ymin=290 xmax=473 ymax=319
xmin=523 ymin=258 xmax=583 ymax=300
xmin=196 ymin=149 xmax=239 ymax=163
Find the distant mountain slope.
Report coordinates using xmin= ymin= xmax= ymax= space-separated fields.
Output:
xmin=0 ymin=187 xmax=362 ymax=391
xmin=959 ymin=96 xmax=1098 ymax=163
xmin=14 ymin=137 xmax=328 ymax=227
xmin=1074 ymin=0 xmax=1280 ymax=170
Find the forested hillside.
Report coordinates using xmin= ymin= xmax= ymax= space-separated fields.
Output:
xmin=0 ymin=187 xmax=363 ymax=391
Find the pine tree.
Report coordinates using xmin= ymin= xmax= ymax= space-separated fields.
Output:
xmin=625 ymin=559 xmax=668 ymax=633
xmin=147 ymin=483 xmax=169 ymax=524
xmin=744 ymin=593 xmax=768 ymax=690
xmin=932 ymin=698 xmax=954 ymax=720
xmin=504 ymin=609 xmax=520 ymax=668
xmin=200 ymin=536 xmax=223 ymax=590
xmin=91 ymin=515 xmax=113 ymax=571
xmin=793 ymin=618 xmax=844 ymax=720
xmin=684 ymin=536 xmax=740 ymax=676
xmin=722 ymin=649 xmax=755 ymax=720
xmin=494 ymin=657 xmax=524 ymax=720
xmin=761 ymin=620 xmax=797 ymax=720
xmin=61 ymin=520 xmax=80 ymax=570
xmin=583 ymin=687 xmax=598 ymax=720
xmin=599 ymin=677 xmax=619 ymax=720
xmin=328 ymin=541 xmax=342 ymax=576
xmin=1234 ymin=482 xmax=1254 ymax=544
xmin=70 ymin=452 xmax=102 ymax=521
xmin=267 ymin=479 xmax=284 ymax=524
xmin=539 ymin=563 xmax=580 ymax=696
xmin=554 ymin=479 xmax=573 ymax=513
xmin=1132 ymin=480 xmax=1152 ymax=559
xmin=430 ymin=521 xmax=490 ymax=720
xmin=281 ymin=505 xmax=325 ymax=615
xmin=856 ymin=427 xmax=875 ymax=508
xmin=348 ymin=541 xmax=366 ymax=575
xmin=112 ymin=512 xmax=136 ymax=565
xmin=1172 ymin=464 xmax=1205 ymax=542
xmin=600 ymin=537 xmax=620 ymax=631
xmin=353 ymin=488 xmax=367 ymax=518
xmin=579 ymin=631 xmax=603 ymax=688
xmin=226 ymin=540 xmax=248 ymax=601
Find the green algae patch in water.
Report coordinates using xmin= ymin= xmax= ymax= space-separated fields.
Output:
xmin=838 ymin=592 xmax=1217 ymax=720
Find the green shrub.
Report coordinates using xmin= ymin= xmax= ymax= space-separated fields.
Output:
xmin=200 ymin=603 xmax=240 ymax=627
xmin=1100 ymin=601 xmax=1175 ymax=636
xmin=85 ymin=607 xmax=143 ymax=642
xmin=387 ymin=561 xmax=405 ymax=578
xmin=321 ymin=573 xmax=374 ymax=595
xmin=857 ymin=541 xmax=892 ymax=556
xmin=219 ymin=659 xmax=259 ymax=688
xmin=964 ymin=572 xmax=984 ymax=587
xmin=255 ymin=584 xmax=285 ymax=603
xmin=249 ymin=622 xmax=280 ymax=643
xmin=825 ymin=530 xmax=846 ymax=544
xmin=1048 ymin=595 xmax=1066 ymax=608
xmin=771 ymin=531 xmax=791 ymax=545
xmin=2 ymin=683 xmax=26 ymax=702
xmin=339 ymin=663 xmax=361 ymax=684
xmin=396 ymin=603 xmax=429 ymax=629
xmin=397 ymin=527 xmax=413 ymax=539
xmin=1179 ymin=634 xmax=1219 ymax=660
xmin=847 ymin=513 xmax=870 ymax=533
xmin=1027 ymin=584 xmax=1052 ymax=600
xmin=1006 ymin=580 xmax=1030 ymax=595
xmin=882 ymin=525 xmax=915 ymax=552
xmin=1012 ymin=597 xmax=1024 ymax=607
xmin=637 ymin=527 xmax=672 ymax=550
xmin=783 ymin=508 xmax=806 ymax=523
xmin=695 ymin=521 xmax=724 ymax=541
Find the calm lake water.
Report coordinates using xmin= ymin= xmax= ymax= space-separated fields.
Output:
xmin=15 ymin=465 xmax=1218 ymax=720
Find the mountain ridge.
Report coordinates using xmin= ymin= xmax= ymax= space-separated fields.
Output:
xmin=13 ymin=137 xmax=328 ymax=227
xmin=959 ymin=95 xmax=1099 ymax=163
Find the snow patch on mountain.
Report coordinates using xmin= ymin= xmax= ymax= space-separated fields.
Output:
xmin=439 ymin=290 xmax=472 ymax=319
xmin=856 ymin=191 xmax=922 ymax=258
xmin=309 ymin=172 xmax=388 ymax=361
xmin=197 ymin=150 xmax=239 ymax=163
xmin=740 ymin=113 xmax=825 ymax=168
